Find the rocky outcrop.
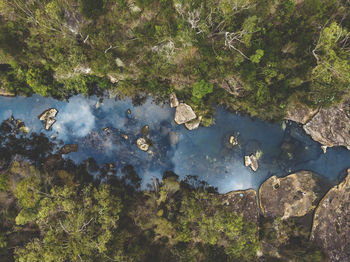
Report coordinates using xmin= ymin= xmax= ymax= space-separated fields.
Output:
xmin=244 ymin=154 xmax=258 ymax=171
xmin=169 ymin=93 xmax=179 ymax=108
xmin=311 ymin=169 xmax=350 ymax=262
xmin=174 ymin=103 xmax=196 ymax=125
xmin=259 ymin=171 xmax=325 ymax=219
xmin=136 ymin=137 xmax=151 ymax=151
xmin=218 ymin=189 xmax=259 ymax=223
xmin=59 ymin=144 xmax=79 ymax=155
xmin=38 ymin=108 xmax=58 ymax=130
xmin=303 ymin=99 xmax=350 ymax=150
xmin=185 ymin=116 xmax=201 ymax=130
xmin=0 ymin=88 xmax=15 ymax=97
xmin=285 ymin=103 xmax=319 ymax=124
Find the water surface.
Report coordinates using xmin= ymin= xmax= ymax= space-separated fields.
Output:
xmin=1 ymin=95 xmax=349 ymax=192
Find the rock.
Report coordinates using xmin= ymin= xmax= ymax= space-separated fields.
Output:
xmin=259 ymin=171 xmax=325 ymax=219
xmin=285 ymin=103 xmax=319 ymax=124
xmin=0 ymin=88 xmax=15 ymax=97
xmin=174 ymin=103 xmax=196 ymax=125
xmin=229 ymin=135 xmax=239 ymax=146
xmin=311 ymin=169 xmax=350 ymax=262
xmin=244 ymin=154 xmax=258 ymax=171
xmin=38 ymin=108 xmax=58 ymax=130
xmin=303 ymin=99 xmax=350 ymax=150
xmin=169 ymin=93 xmax=179 ymax=108
xmin=127 ymin=109 xmax=131 ymax=114
xmin=59 ymin=144 xmax=79 ymax=154
xmin=141 ymin=125 xmax=149 ymax=136
xmin=122 ymin=134 xmax=128 ymax=140
xmin=184 ymin=116 xmax=201 ymax=130
xmin=136 ymin=137 xmax=150 ymax=151
xmin=217 ymin=189 xmax=259 ymax=223
xmin=321 ymin=145 xmax=327 ymax=154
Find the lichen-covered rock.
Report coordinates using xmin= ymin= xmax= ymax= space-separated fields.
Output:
xmin=244 ymin=154 xmax=258 ymax=171
xmin=59 ymin=144 xmax=79 ymax=155
xmin=174 ymin=103 xmax=196 ymax=125
xmin=184 ymin=116 xmax=201 ymax=130
xmin=218 ymin=189 xmax=259 ymax=223
xmin=285 ymin=103 xmax=319 ymax=124
xmin=169 ymin=93 xmax=179 ymax=108
xmin=303 ymin=99 xmax=350 ymax=150
xmin=311 ymin=169 xmax=350 ymax=262
xmin=38 ymin=108 xmax=58 ymax=130
xmin=259 ymin=171 xmax=325 ymax=219
xmin=136 ymin=137 xmax=150 ymax=151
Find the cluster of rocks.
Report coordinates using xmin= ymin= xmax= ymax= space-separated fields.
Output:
xmin=38 ymin=108 xmax=58 ymax=130
xmin=136 ymin=125 xmax=152 ymax=152
xmin=171 ymin=93 xmax=201 ymax=130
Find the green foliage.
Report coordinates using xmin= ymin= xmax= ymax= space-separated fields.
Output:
xmin=191 ymin=80 xmax=213 ymax=105
xmin=79 ymin=0 xmax=106 ymax=19
xmin=250 ymin=49 xmax=264 ymax=64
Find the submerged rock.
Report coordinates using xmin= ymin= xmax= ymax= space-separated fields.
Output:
xmin=169 ymin=131 xmax=178 ymax=145
xmin=311 ymin=169 xmax=350 ymax=262
xmin=59 ymin=144 xmax=79 ymax=155
xmin=174 ymin=103 xmax=196 ymax=125
xmin=141 ymin=125 xmax=149 ymax=136
xmin=38 ymin=108 xmax=58 ymax=130
xmin=244 ymin=154 xmax=258 ymax=171
xmin=184 ymin=116 xmax=201 ymax=130
xmin=136 ymin=137 xmax=151 ymax=151
xmin=169 ymin=93 xmax=179 ymax=108
xmin=259 ymin=171 xmax=325 ymax=219
xmin=122 ymin=134 xmax=128 ymax=140
xmin=303 ymin=99 xmax=350 ymax=150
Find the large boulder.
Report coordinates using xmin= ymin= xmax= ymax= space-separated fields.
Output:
xmin=311 ymin=169 xmax=350 ymax=262
xmin=174 ymin=103 xmax=196 ymax=125
xmin=244 ymin=154 xmax=258 ymax=172
xmin=38 ymin=108 xmax=58 ymax=130
xmin=303 ymin=99 xmax=350 ymax=150
xmin=285 ymin=103 xmax=319 ymax=124
xmin=259 ymin=171 xmax=325 ymax=219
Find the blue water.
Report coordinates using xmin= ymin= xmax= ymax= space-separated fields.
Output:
xmin=1 ymin=95 xmax=349 ymax=192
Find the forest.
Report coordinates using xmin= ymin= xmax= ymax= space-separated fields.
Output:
xmin=0 ymin=117 xmax=327 ymax=261
xmin=0 ymin=0 xmax=349 ymax=122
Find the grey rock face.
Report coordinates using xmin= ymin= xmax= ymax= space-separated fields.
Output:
xmin=311 ymin=169 xmax=350 ymax=262
xmin=259 ymin=171 xmax=325 ymax=219
xmin=303 ymin=99 xmax=350 ymax=150
xmin=285 ymin=103 xmax=319 ymax=124
xmin=174 ymin=103 xmax=196 ymax=125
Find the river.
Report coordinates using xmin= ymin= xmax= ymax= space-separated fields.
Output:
xmin=1 ymin=94 xmax=349 ymax=193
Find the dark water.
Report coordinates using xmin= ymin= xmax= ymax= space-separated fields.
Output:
xmin=1 ymin=95 xmax=349 ymax=193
